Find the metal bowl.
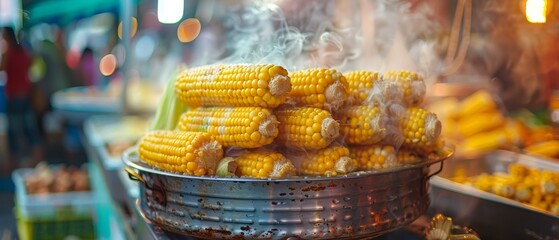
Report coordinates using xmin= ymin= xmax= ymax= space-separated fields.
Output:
xmin=123 ymin=147 xmax=452 ymax=240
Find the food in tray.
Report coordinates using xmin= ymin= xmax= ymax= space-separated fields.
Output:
xmin=24 ymin=162 xmax=90 ymax=194
xmin=452 ymin=163 xmax=559 ymax=215
xmin=141 ymin=64 xmax=447 ymax=179
xmin=429 ymin=89 xmax=559 ymax=159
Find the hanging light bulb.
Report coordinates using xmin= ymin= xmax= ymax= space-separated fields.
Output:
xmin=526 ymin=0 xmax=548 ymax=23
xmin=157 ymin=0 xmax=184 ymax=24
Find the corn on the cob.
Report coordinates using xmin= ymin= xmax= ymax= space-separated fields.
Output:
xmin=233 ymin=150 xmax=296 ymax=178
xmin=287 ymin=68 xmax=348 ymax=111
xmin=401 ymin=108 xmax=442 ymax=150
xmin=344 ymin=71 xmax=380 ymax=105
xmin=509 ymin=163 xmax=529 ymax=179
xmin=138 ymin=131 xmax=223 ymax=176
xmin=349 ymin=145 xmax=397 ymax=170
xmin=275 ymin=107 xmax=339 ymax=149
xmin=457 ymin=111 xmax=504 ymax=137
xmin=178 ymin=107 xmax=278 ymax=148
xmin=460 ymin=128 xmax=508 ymax=156
xmin=175 ymin=64 xmax=292 ymax=108
xmin=290 ymin=146 xmax=357 ymax=177
xmin=455 ymin=90 xmax=497 ymax=118
xmin=524 ymin=140 xmax=559 ymax=159
xmin=378 ymin=70 xmax=426 ymax=106
xmin=336 ymin=105 xmax=387 ymax=145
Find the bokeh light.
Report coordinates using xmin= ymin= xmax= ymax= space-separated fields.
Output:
xmin=177 ymin=18 xmax=201 ymax=43
xmin=99 ymin=54 xmax=117 ymax=76
xmin=65 ymin=49 xmax=80 ymax=69
xmin=118 ymin=17 xmax=138 ymax=39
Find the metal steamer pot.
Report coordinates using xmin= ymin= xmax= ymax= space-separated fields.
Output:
xmin=123 ymin=147 xmax=452 ymax=239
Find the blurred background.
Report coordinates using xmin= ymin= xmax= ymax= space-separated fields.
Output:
xmin=1 ymin=0 xmax=559 ymax=239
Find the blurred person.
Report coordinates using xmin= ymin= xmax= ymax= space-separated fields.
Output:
xmin=0 ymin=27 xmax=43 ymax=171
xmin=77 ymin=47 xmax=99 ymax=87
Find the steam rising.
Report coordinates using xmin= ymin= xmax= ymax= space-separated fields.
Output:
xmin=198 ymin=0 xmax=441 ymax=82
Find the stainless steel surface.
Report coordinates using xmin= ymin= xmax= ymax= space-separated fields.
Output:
xmin=123 ymin=147 xmax=451 ymax=240
xmin=429 ymin=150 xmax=559 ymax=240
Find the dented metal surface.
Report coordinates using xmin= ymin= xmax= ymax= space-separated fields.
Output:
xmin=123 ymin=148 xmax=450 ymax=239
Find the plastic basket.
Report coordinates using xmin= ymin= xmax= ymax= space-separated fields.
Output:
xmin=12 ymin=165 xmax=96 ymax=219
xmin=15 ymin=207 xmax=95 ymax=240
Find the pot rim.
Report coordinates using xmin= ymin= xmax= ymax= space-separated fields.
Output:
xmin=122 ymin=145 xmax=453 ymax=182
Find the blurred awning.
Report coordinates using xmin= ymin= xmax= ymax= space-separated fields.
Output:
xmin=24 ymin=0 xmax=121 ymax=27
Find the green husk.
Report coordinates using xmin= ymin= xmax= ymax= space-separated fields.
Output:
xmin=216 ymin=157 xmax=238 ymax=177
xmin=150 ymin=73 xmax=190 ymax=130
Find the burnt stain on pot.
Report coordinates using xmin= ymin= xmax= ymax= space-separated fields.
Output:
xmin=301 ymin=185 xmax=326 ymax=192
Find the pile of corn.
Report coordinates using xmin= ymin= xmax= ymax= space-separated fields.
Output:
xmin=138 ymin=64 xmax=445 ymax=179
xmin=429 ymin=90 xmax=559 ymax=158
xmin=453 ymin=163 xmax=559 ymax=215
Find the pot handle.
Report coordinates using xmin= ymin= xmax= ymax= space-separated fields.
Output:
xmin=427 ymin=161 xmax=444 ymax=179
xmin=125 ymin=168 xmax=146 ymax=184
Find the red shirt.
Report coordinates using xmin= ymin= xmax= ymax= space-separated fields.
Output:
xmin=4 ymin=48 xmax=32 ymax=99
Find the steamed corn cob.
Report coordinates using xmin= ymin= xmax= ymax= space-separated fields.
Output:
xmin=457 ymin=111 xmax=505 ymax=137
xmin=455 ymin=90 xmax=497 ymax=118
xmin=349 ymin=145 xmax=397 ymax=170
xmin=344 ymin=71 xmax=380 ymax=105
xmin=460 ymin=128 xmax=508 ymax=156
xmin=401 ymin=108 xmax=442 ymax=150
xmin=291 ymin=146 xmax=357 ymax=177
xmin=138 ymin=131 xmax=223 ymax=176
xmin=337 ymin=105 xmax=387 ymax=145
xmin=378 ymin=70 xmax=426 ymax=106
xmin=178 ymin=107 xmax=278 ymax=148
xmin=524 ymin=140 xmax=559 ymax=158
xmin=175 ymin=64 xmax=292 ymax=108
xmin=275 ymin=107 xmax=340 ymax=149
xmin=287 ymin=68 xmax=349 ymax=111
xmin=233 ymin=150 xmax=296 ymax=178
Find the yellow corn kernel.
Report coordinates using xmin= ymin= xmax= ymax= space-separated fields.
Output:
xmin=379 ymin=70 xmax=426 ymax=106
xmin=514 ymin=184 xmax=532 ymax=202
xmin=336 ymin=105 xmax=387 ymax=145
xmin=275 ymin=107 xmax=339 ymax=150
xmin=472 ymin=174 xmax=492 ymax=192
xmin=292 ymin=146 xmax=357 ymax=177
xmin=175 ymin=64 xmax=291 ymax=108
xmin=287 ymin=68 xmax=348 ymax=111
xmin=457 ymin=111 xmax=505 ymax=137
xmin=401 ymin=108 xmax=442 ymax=150
xmin=344 ymin=71 xmax=380 ymax=105
xmin=234 ymin=150 xmax=296 ymax=179
xmin=178 ymin=107 xmax=278 ymax=148
xmin=349 ymin=145 xmax=397 ymax=170
xmin=456 ymin=90 xmax=497 ymax=117
xmin=138 ymin=131 xmax=223 ymax=176
xmin=396 ymin=149 xmax=424 ymax=165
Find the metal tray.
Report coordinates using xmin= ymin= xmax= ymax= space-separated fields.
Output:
xmin=122 ymin=147 xmax=452 ymax=240
xmin=429 ymin=150 xmax=559 ymax=240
